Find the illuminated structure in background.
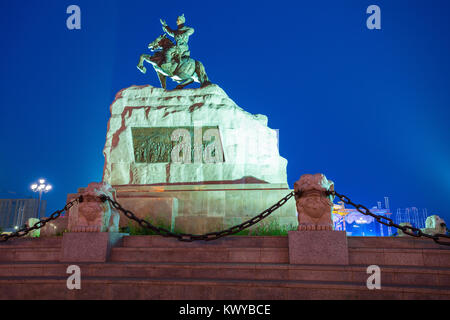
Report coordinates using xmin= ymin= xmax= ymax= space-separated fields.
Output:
xmin=395 ymin=207 xmax=429 ymax=229
xmin=0 ymin=199 xmax=45 ymax=232
xmin=31 ymin=179 xmax=52 ymax=219
xmin=333 ymin=196 xmax=433 ymax=236
xmin=332 ymin=197 xmax=393 ymax=236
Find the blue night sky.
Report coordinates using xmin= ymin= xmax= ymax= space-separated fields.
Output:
xmin=1 ymin=0 xmax=449 ymax=222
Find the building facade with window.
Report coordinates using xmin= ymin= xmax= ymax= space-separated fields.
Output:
xmin=0 ymin=199 xmax=46 ymax=232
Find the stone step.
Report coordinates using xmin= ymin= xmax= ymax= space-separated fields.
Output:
xmin=122 ymin=235 xmax=450 ymax=249
xmin=121 ymin=235 xmax=289 ymax=248
xmin=0 ymin=262 xmax=448 ymax=288
xmin=0 ymin=237 xmax=62 ymax=248
xmin=0 ymin=248 xmax=60 ymax=262
xmin=348 ymin=248 xmax=450 ymax=267
xmin=112 ymin=244 xmax=450 ymax=267
xmin=110 ymin=247 xmax=289 ymax=264
xmin=1 ymin=276 xmax=449 ymax=300
xmin=348 ymin=237 xmax=449 ymax=249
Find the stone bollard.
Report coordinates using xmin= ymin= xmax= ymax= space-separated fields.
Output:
xmin=288 ymin=174 xmax=349 ymax=265
xmin=421 ymin=215 xmax=447 ymax=236
xmin=397 ymin=222 xmax=413 ymax=236
xmin=60 ymin=182 xmax=126 ymax=262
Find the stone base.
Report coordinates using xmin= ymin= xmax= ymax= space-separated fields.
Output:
xmin=60 ymin=232 xmax=127 ymax=263
xmin=68 ymin=183 xmax=298 ymax=234
xmin=288 ymin=231 xmax=349 ymax=265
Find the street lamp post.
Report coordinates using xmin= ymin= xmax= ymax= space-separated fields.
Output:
xmin=31 ymin=179 xmax=52 ymax=220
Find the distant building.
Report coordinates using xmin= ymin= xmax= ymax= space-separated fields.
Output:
xmin=333 ymin=197 xmax=393 ymax=236
xmin=332 ymin=195 xmax=435 ymax=237
xmin=394 ymin=207 xmax=429 ymax=229
xmin=0 ymin=199 xmax=46 ymax=232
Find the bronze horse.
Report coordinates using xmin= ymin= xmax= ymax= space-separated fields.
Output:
xmin=137 ymin=34 xmax=211 ymax=90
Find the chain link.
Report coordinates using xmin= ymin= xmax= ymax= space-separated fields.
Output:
xmin=329 ymin=190 xmax=450 ymax=246
xmin=5 ymin=188 xmax=445 ymax=246
xmin=0 ymin=197 xmax=82 ymax=243
xmin=101 ymin=191 xmax=295 ymax=242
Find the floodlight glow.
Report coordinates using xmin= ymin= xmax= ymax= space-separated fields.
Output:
xmin=31 ymin=184 xmax=38 ymax=190
xmin=39 ymin=179 xmax=45 ymax=184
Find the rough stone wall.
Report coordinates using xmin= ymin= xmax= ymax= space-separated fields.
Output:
xmin=102 ymin=85 xmax=288 ymax=185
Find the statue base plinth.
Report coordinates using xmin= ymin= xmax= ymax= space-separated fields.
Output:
xmin=69 ymin=183 xmax=298 ymax=234
xmin=60 ymin=232 xmax=127 ymax=263
xmin=288 ymin=231 xmax=349 ymax=265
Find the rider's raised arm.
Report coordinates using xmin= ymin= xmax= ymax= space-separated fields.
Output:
xmin=162 ymin=25 xmax=175 ymax=37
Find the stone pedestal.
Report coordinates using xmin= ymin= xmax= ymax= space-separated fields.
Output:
xmin=60 ymin=232 xmax=126 ymax=262
xmin=102 ymin=85 xmax=289 ymax=186
xmin=288 ymin=231 xmax=349 ymax=265
xmin=94 ymin=84 xmax=299 ymax=233
xmin=68 ymin=183 xmax=297 ymax=234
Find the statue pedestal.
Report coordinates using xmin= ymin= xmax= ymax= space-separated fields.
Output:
xmin=288 ymin=231 xmax=349 ymax=265
xmin=86 ymin=84 xmax=298 ymax=233
xmin=60 ymin=232 xmax=127 ymax=263
xmin=68 ymin=183 xmax=297 ymax=234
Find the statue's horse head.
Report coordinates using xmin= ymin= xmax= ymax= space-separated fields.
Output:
xmin=148 ymin=34 xmax=173 ymax=52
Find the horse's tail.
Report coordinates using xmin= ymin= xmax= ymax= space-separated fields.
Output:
xmin=195 ymin=60 xmax=210 ymax=85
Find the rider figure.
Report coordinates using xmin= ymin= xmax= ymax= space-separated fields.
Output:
xmin=160 ymin=14 xmax=194 ymax=71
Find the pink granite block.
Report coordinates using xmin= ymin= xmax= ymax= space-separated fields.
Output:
xmin=260 ymin=248 xmax=289 ymax=263
xmin=60 ymin=232 xmax=125 ymax=262
xmin=71 ymin=281 xmax=113 ymax=300
xmin=307 ymin=287 xmax=358 ymax=300
xmin=351 ymin=268 xmax=396 ymax=286
xmin=0 ymin=283 xmax=21 ymax=300
xmin=111 ymin=283 xmax=142 ymax=300
xmin=182 ymin=283 xmax=214 ymax=300
xmin=287 ymin=287 xmax=313 ymax=299
xmin=383 ymin=250 xmax=424 ymax=266
xmin=139 ymin=284 xmax=166 ymax=300
xmin=424 ymin=250 xmax=450 ymax=267
xmin=348 ymin=248 xmax=385 ymax=265
xmin=240 ymin=286 xmax=288 ymax=300
xmin=288 ymin=231 xmax=349 ymax=265
xmin=18 ymin=281 xmax=67 ymax=300
xmin=0 ymin=249 xmax=16 ymax=262
xmin=394 ymin=271 xmax=440 ymax=287
xmin=16 ymin=249 xmax=60 ymax=262
xmin=358 ymin=289 xmax=401 ymax=300
xmin=211 ymin=285 xmax=244 ymax=300
xmin=438 ymin=273 xmax=450 ymax=286
xmin=254 ymin=268 xmax=288 ymax=281
xmin=229 ymin=249 xmax=260 ymax=263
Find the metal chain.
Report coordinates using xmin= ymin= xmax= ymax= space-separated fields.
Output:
xmin=329 ymin=190 xmax=450 ymax=246
xmin=0 ymin=196 xmax=82 ymax=243
xmin=101 ymin=191 xmax=295 ymax=242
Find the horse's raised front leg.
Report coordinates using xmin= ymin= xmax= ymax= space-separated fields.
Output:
xmin=137 ymin=54 xmax=152 ymax=74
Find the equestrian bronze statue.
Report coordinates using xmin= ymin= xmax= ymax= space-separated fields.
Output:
xmin=137 ymin=14 xmax=212 ymax=90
